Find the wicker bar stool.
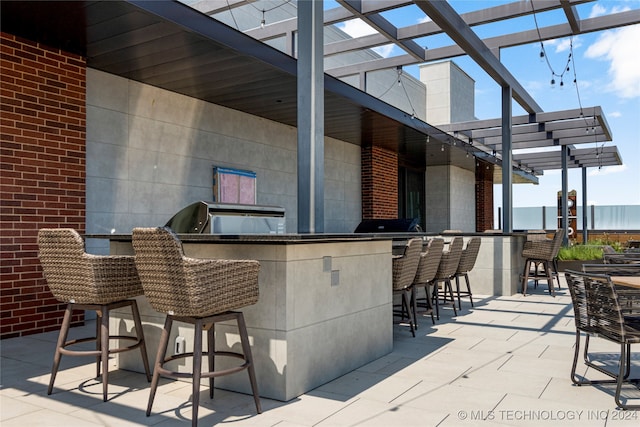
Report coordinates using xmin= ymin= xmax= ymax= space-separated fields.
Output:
xmin=432 ymin=236 xmax=464 ymax=319
xmin=452 ymin=237 xmax=481 ymax=310
xmin=520 ymin=229 xmax=564 ymax=296
xmin=37 ymin=228 xmax=151 ymax=402
xmin=414 ymin=238 xmax=444 ymax=325
xmin=131 ymin=227 xmax=261 ymax=427
xmin=392 ymin=238 xmax=422 ymax=336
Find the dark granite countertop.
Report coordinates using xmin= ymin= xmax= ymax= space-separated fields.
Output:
xmin=87 ymin=232 xmax=402 ymax=244
xmin=86 ymin=230 xmax=526 ymax=245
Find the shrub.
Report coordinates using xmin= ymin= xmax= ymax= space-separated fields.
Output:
xmin=588 ymin=238 xmax=624 ymax=252
xmin=557 ymin=245 xmax=604 ymax=261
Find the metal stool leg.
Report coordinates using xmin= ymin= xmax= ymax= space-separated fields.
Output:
xmin=237 ymin=313 xmax=262 ymax=413
xmin=147 ymin=316 xmax=172 ymax=417
xmin=100 ymin=306 xmax=110 ymax=401
xmin=130 ymin=300 xmax=152 ymax=382
xmin=48 ymin=304 xmax=73 ymax=395
xmin=191 ymin=319 xmax=203 ymax=427
xmin=207 ymin=323 xmax=215 ymax=399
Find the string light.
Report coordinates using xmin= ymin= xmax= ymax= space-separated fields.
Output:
xmin=530 ymin=1 xmax=572 ymax=88
xmin=247 ymin=0 xmax=292 ymax=30
xmin=530 ymin=0 xmax=605 ymax=168
xmin=374 ymin=66 xmax=416 ymax=121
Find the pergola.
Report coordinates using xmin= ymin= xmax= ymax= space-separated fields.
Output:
xmin=189 ymin=0 xmax=634 ymax=236
xmin=3 ymin=0 xmax=636 ymax=235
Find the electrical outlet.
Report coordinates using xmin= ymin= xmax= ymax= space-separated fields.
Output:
xmin=175 ymin=336 xmax=185 ymax=354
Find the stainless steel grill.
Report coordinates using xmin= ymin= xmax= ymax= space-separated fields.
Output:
xmin=166 ymin=201 xmax=285 ymax=234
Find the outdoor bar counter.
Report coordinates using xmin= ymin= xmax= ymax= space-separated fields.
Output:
xmin=97 ymin=231 xmax=528 ymax=401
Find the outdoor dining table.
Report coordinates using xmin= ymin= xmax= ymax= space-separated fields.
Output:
xmin=611 ymin=276 xmax=640 ymax=289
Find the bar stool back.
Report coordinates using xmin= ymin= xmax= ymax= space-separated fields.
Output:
xmin=432 ymin=236 xmax=464 ymax=319
xmin=37 ymin=228 xmax=151 ymax=402
xmin=392 ymin=238 xmax=422 ymax=336
xmin=132 ymin=227 xmax=261 ymax=427
xmin=521 ymin=229 xmax=564 ymax=296
xmin=414 ymin=238 xmax=445 ymax=324
xmin=453 ymin=237 xmax=481 ymax=309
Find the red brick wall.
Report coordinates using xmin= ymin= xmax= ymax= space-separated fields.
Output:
xmin=1 ymin=32 xmax=87 ymax=339
xmin=475 ymin=161 xmax=494 ymax=231
xmin=361 ymin=145 xmax=398 ymax=219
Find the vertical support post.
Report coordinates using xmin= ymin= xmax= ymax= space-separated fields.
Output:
xmin=542 ymin=206 xmax=546 ymax=230
xmin=561 ymin=145 xmax=569 ymax=246
xmin=501 ymin=85 xmax=513 ymax=233
xmin=297 ymin=0 xmax=324 ymax=233
xmin=582 ymin=167 xmax=588 ymax=243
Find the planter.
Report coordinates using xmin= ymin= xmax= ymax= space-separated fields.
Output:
xmin=556 ymin=259 xmax=603 ymax=272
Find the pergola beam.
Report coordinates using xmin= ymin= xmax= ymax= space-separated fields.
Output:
xmin=560 ymin=0 xmax=582 ymax=33
xmin=440 ymin=106 xmax=606 ymax=132
xmin=336 ymin=0 xmax=426 ymax=61
xmin=326 ymin=10 xmax=640 ymax=76
xmin=413 ymin=0 xmax=542 ymax=113
xmin=513 ymin=146 xmax=622 ymax=170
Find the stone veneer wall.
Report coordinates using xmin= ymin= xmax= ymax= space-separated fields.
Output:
xmin=85 ymin=69 xmax=362 ymax=253
xmin=1 ymin=32 xmax=87 ymax=338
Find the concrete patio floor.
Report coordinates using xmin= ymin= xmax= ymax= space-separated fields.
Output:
xmin=2 ymin=274 xmax=640 ymax=426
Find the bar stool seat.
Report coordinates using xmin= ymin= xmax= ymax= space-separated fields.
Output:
xmin=132 ymin=227 xmax=261 ymax=427
xmin=37 ymin=228 xmax=151 ymax=402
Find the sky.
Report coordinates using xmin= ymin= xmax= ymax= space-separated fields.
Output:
xmin=326 ymin=0 xmax=640 ymax=209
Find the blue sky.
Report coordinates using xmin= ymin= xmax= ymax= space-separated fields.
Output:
xmin=327 ymin=0 xmax=640 ymax=209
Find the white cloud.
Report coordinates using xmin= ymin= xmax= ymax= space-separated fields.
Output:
xmin=372 ymin=44 xmax=395 ymax=58
xmin=589 ymin=4 xmax=607 ymax=18
xmin=590 ymin=4 xmax=631 ymax=18
xmin=337 ymin=19 xmax=376 ymax=38
xmin=588 ymin=164 xmax=628 ymax=176
xmin=337 ymin=19 xmax=394 ymax=58
xmin=554 ymin=36 xmax=581 ymax=53
xmin=584 ymin=25 xmax=640 ymax=98
xmin=609 ymin=111 xmax=622 ymax=118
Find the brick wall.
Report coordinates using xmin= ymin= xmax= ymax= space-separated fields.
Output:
xmin=361 ymin=145 xmax=398 ymax=219
xmin=475 ymin=161 xmax=494 ymax=231
xmin=1 ymin=32 xmax=87 ymax=339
